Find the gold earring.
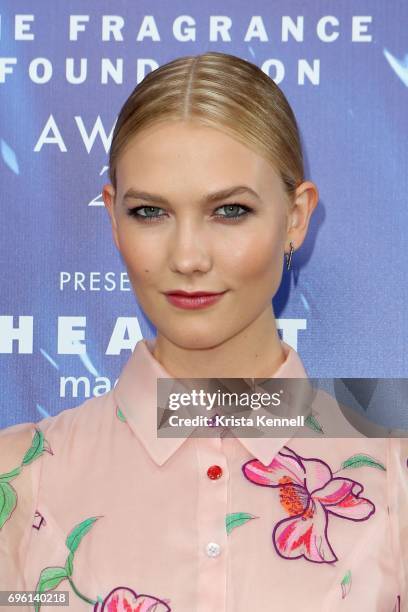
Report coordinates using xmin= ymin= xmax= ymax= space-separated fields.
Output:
xmin=285 ymin=241 xmax=294 ymax=271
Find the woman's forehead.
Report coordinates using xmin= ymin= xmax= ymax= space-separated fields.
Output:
xmin=116 ymin=122 xmax=283 ymax=196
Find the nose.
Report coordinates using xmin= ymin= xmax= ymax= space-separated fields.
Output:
xmin=168 ymin=220 xmax=212 ymax=275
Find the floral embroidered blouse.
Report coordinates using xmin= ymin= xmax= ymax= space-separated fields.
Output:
xmin=0 ymin=338 xmax=407 ymax=612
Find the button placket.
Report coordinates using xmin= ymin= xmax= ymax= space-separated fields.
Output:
xmin=195 ymin=436 xmax=228 ymax=611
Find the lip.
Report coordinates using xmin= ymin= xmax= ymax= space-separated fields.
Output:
xmin=164 ymin=290 xmax=226 ymax=296
xmin=164 ymin=290 xmax=228 ymax=310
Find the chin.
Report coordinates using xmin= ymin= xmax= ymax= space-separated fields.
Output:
xmin=163 ymin=328 xmax=233 ymax=351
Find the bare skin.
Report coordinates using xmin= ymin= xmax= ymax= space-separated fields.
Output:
xmin=103 ymin=119 xmax=318 ymax=378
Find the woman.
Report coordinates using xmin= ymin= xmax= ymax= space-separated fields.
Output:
xmin=0 ymin=52 xmax=406 ymax=611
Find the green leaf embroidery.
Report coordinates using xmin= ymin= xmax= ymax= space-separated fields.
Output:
xmin=64 ymin=551 xmax=74 ymax=577
xmin=341 ymin=569 xmax=352 ymax=599
xmin=226 ymin=512 xmax=258 ymax=535
xmin=340 ymin=454 xmax=386 ymax=471
xmin=0 ymin=482 xmax=17 ymax=530
xmin=0 ymin=428 xmax=51 ymax=532
xmin=34 ymin=567 xmax=68 ymax=612
xmin=116 ymin=406 xmax=127 ymax=422
xmin=35 ymin=518 xmax=101 ymax=611
xmin=66 ymin=516 xmax=100 ymax=554
xmin=22 ymin=428 xmax=45 ymax=465
xmin=304 ymin=414 xmax=324 ymax=433
xmin=0 ymin=466 xmax=22 ymax=482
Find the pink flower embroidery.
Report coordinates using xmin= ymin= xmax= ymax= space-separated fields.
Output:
xmin=242 ymin=445 xmax=375 ymax=564
xmin=94 ymin=586 xmax=171 ymax=611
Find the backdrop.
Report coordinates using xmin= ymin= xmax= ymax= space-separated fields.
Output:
xmin=1 ymin=1 xmax=407 ymax=429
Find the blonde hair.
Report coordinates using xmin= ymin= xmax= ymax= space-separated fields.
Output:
xmin=109 ymin=51 xmax=304 ymax=204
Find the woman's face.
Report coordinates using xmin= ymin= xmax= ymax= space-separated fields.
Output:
xmin=103 ymin=119 xmax=316 ymax=350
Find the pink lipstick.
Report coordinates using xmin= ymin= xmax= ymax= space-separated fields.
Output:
xmin=164 ymin=290 xmax=228 ymax=310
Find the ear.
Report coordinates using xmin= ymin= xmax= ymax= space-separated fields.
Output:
xmin=102 ymin=183 xmax=120 ymax=252
xmin=285 ymin=180 xmax=319 ymax=251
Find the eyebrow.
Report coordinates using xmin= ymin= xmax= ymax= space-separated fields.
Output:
xmin=122 ymin=185 xmax=261 ymax=205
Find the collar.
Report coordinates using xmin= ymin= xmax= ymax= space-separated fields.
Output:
xmin=113 ymin=338 xmax=308 ymax=467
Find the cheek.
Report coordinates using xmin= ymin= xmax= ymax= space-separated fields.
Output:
xmin=216 ymin=227 xmax=283 ymax=282
xmin=117 ymin=228 xmax=162 ymax=285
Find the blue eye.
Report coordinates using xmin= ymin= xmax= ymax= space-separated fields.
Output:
xmin=214 ymin=204 xmax=252 ymax=219
xmin=126 ymin=206 xmax=163 ymax=219
xmin=126 ymin=203 xmax=253 ymax=223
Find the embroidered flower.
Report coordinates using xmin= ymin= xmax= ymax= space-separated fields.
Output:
xmin=242 ymin=445 xmax=376 ymax=564
xmin=94 ymin=586 xmax=171 ymax=611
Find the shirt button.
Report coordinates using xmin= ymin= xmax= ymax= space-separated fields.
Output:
xmin=206 ymin=542 xmax=221 ymax=558
xmin=207 ymin=465 xmax=223 ymax=480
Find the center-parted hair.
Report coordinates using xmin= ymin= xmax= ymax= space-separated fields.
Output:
xmin=108 ymin=52 xmax=305 ymax=204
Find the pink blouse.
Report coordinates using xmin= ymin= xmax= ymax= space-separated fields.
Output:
xmin=0 ymin=338 xmax=407 ymax=611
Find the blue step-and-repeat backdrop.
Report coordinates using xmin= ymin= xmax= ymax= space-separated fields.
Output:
xmin=1 ymin=2 xmax=407 ymax=428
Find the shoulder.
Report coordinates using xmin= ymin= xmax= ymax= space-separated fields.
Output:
xmin=309 ymin=386 xmax=405 ymax=438
xmin=0 ymin=390 xmax=117 ymax=467
xmin=0 ymin=421 xmax=41 ymax=473
xmin=35 ymin=389 xmax=116 ymax=437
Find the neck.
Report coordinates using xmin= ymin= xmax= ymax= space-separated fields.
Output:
xmin=151 ymin=307 xmax=286 ymax=378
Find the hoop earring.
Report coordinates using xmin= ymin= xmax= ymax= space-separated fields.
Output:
xmin=285 ymin=242 xmax=295 ymax=271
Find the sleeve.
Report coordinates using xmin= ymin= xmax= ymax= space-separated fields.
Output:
xmin=388 ymin=437 xmax=408 ymax=608
xmin=0 ymin=421 xmax=41 ymax=591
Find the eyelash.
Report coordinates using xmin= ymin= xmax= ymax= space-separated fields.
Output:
xmin=126 ymin=203 xmax=254 ymax=224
